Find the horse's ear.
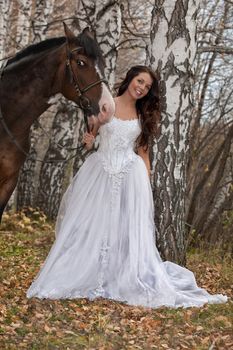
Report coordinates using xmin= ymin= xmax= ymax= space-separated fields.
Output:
xmin=82 ymin=27 xmax=96 ymax=40
xmin=63 ymin=22 xmax=76 ymax=42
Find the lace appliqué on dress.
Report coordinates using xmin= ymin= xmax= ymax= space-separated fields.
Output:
xmin=97 ymin=117 xmax=141 ymax=207
xmin=92 ymin=118 xmax=141 ymax=297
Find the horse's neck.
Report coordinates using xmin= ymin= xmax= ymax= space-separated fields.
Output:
xmin=1 ymin=49 xmax=62 ymax=126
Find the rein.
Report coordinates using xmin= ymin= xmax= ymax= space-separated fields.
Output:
xmin=0 ymin=44 xmax=105 ymax=163
xmin=0 ymin=103 xmax=87 ymax=163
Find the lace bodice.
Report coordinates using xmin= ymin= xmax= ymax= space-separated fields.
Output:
xmin=97 ymin=116 xmax=141 ymax=175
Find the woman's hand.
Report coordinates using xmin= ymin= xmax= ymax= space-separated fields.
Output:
xmin=83 ymin=132 xmax=95 ymax=150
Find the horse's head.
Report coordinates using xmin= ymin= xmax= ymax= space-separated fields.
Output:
xmin=60 ymin=23 xmax=115 ymax=123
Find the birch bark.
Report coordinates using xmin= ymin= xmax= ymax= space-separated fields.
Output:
xmin=0 ymin=0 xmax=11 ymax=60
xmin=148 ymin=0 xmax=200 ymax=263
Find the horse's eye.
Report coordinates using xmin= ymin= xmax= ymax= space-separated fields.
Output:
xmin=77 ymin=59 xmax=85 ymax=67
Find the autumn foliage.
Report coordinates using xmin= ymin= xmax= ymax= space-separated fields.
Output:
xmin=0 ymin=210 xmax=232 ymax=349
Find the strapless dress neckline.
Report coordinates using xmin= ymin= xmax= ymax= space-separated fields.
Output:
xmin=113 ymin=115 xmax=139 ymax=122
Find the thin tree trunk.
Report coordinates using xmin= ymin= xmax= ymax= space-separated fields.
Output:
xmin=194 ymin=123 xmax=233 ymax=234
xmin=0 ymin=0 xmax=11 ymax=60
xmin=185 ymin=0 xmax=232 ymax=238
xmin=37 ymin=99 xmax=79 ymax=219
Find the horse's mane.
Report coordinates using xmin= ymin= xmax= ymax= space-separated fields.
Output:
xmin=7 ymin=37 xmax=66 ymax=65
xmin=7 ymin=32 xmax=104 ymax=67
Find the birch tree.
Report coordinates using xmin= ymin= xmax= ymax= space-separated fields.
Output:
xmin=148 ymin=0 xmax=200 ymax=264
xmin=0 ymin=0 xmax=11 ymax=61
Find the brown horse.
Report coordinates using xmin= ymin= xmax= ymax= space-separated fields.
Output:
xmin=0 ymin=23 xmax=115 ymax=223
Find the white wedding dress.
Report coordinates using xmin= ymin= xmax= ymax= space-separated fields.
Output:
xmin=27 ymin=116 xmax=228 ymax=308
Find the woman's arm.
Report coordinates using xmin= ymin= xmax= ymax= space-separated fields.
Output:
xmin=137 ymin=146 xmax=151 ymax=178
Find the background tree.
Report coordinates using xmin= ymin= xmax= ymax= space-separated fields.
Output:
xmin=186 ymin=0 xmax=233 ymax=253
xmin=148 ymin=0 xmax=200 ymax=263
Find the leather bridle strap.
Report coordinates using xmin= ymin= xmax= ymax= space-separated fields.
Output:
xmin=0 ymin=105 xmax=29 ymax=156
xmin=66 ymin=46 xmax=107 ymax=133
xmin=0 ymin=103 xmax=87 ymax=163
xmin=0 ymin=45 xmax=107 ymax=162
xmin=66 ymin=46 xmax=107 ymax=111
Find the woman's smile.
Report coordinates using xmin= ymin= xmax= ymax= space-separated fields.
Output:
xmin=129 ymin=72 xmax=153 ymax=100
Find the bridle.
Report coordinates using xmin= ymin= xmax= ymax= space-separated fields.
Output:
xmin=66 ymin=45 xmax=107 ymax=132
xmin=0 ymin=44 xmax=107 ymax=163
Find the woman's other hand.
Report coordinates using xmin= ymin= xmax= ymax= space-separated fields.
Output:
xmin=83 ymin=132 xmax=95 ymax=150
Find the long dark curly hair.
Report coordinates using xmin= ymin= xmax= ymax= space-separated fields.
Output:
xmin=117 ymin=65 xmax=160 ymax=149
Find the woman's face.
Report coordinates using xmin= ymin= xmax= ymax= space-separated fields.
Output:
xmin=127 ymin=72 xmax=153 ymax=100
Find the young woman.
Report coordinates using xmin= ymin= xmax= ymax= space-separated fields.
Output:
xmin=27 ymin=66 xmax=227 ymax=308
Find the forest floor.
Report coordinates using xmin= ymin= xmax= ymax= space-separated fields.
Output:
xmin=0 ymin=210 xmax=232 ymax=350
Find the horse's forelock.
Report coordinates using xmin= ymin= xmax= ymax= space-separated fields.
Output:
xmin=76 ymin=32 xmax=105 ymax=70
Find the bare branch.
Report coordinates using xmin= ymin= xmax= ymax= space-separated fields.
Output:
xmin=198 ymin=46 xmax=233 ymax=54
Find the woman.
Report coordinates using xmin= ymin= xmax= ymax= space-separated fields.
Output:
xmin=27 ymin=66 xmax=227 ymax=308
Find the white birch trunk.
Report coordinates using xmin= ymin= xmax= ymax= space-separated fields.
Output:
xmin=37 ymin=98 xmax=80 ymax=218
xmin=0 ymin=0 xmax=11 ymax=60
xmin=15 ymin=0 xmax=33 ymax=47
xmin=148 ymin=0 xmax=200 ymax=263
xmin=94 ymin=0 xmax=121 ymax=88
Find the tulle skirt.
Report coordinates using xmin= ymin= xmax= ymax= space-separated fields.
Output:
xmin=27 ymin=152 xmax=228 ymax=308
